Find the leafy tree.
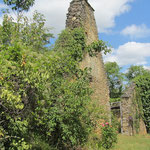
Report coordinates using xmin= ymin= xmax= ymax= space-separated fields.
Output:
xmin=105 ymin=62 xmax=124 ymax=101
xmin=0 ymin=11 xmax=52 ymax=51
xmin=3 ymin=0 xmax=35 ymax=12
xmin=126 ymin=65 xmax=148 ymax=81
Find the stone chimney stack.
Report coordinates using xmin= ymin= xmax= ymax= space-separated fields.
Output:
xmin=66 ymin=0 xmax=98 ymax=44
xmin=66 ymin=0 xmax=111 ymax=118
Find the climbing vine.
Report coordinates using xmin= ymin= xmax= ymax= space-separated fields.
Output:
xmin=132 ymin=87 xmax=144 ymax=133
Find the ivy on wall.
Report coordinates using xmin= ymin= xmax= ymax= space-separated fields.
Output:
xmin=134 ymin=74 xmax=150 ymax=133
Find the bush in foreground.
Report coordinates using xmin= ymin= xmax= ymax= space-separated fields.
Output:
xmin=100 ymin=122 xmax=117 ymax=149
xmin=0 ymin=10 xmax=113 ymax=149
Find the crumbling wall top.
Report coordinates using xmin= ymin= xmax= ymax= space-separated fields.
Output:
xmin=121 ymin=83 xmax=136 ymax=98
xmin=71 ymin=0 xmax=95 ymax=11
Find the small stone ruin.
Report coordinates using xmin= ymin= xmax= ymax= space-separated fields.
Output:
xmin=111 ymin=84 xmax=147 ymax=135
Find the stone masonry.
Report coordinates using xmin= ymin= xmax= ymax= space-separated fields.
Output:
xmin=110 ymin=84 xmax=147 ymax=136
xmin=121 ymin=84 xmax=147 ymax=135
xmin=66 ymin=0 xmax=111 ymax=118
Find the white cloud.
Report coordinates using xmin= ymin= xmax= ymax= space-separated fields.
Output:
xmin=121 ymin=24 xmax=150 ymax=39
xmin=26 ymin=0 xmax=70 ymax=35
xmin=91 ymin=0 xmax=133 ymax=33
xmin=104 ymin=42 xmax=150 ymax=66
xmin=0 ymin=0 xmax=134 ymax=35
xmin=143 ymin=66 xmax=150 ymax=70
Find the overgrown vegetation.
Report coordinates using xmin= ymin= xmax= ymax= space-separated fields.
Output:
xmin=134 ymin=74 xmax=150 ymax=133
xmin=105 ymin=62 xmax=150 ymax=133
xmin=84 ymin=120 xmax=118 ymax=150
xmin=0 ymin=4 xmax=114 ymax=149
xmin=125 ymin=65 xmax=150 ymax=133
xmin=100 ymin=122 xmax=117 ymax=149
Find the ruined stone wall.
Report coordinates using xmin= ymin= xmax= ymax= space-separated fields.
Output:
xmin=121 ymin=84 xmax=147 ymax=135
xmin=66 ymin=0 xmax=110 ymax=118
xmin=121 ymin=96 xmax=134 ymax=135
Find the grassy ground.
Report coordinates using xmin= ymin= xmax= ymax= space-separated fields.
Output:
xmin=112 ymin=134 xmax=150 ymax=150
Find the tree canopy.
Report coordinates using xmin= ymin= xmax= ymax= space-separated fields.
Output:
xmin=105 ymin=62 xmax=124 ymax=101
xmin=125 ymin=65 xmax=148 ymax=81
xmin=3 ymin=0 xmax=35 ymax=12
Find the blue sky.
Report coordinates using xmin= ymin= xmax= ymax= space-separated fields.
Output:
xmin=0 ymin=0 xmax=150 ymax=71
xmin=101 ymin=0 xmax=150 ymax=49
xmin=101 ymin=0 xmax=150 ymax=47
xmin=100 ymin=0 xmax=150 ymax=70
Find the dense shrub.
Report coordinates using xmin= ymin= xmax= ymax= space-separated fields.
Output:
xmin=100 ymin=122 xmax=117 ymax=149
xmin=0 ymin=11 xmax=112 ymax=149
xmin=0 ymin=29 xmax=91 ymax=149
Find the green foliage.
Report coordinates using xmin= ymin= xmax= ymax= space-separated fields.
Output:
xmin=0 ymin=11 xmax=52 ymax=51
xmin=0 ymin=11 xmax=111 ymax=149
xmin=30 ymin=135 xmax=56 ymax=150
xmin=3 ymin=0 xmax=35 ymax=12
xmin=130 ymin=86 xmax=143 ymax=134
xmin=126 ymin=65 xmax=148 ymax=81
xmin=134 ymin=74 xmax=150 ymax=133
xmin=100 ymin=122 xmax=117 ymax=149
xmin=54 ymin=28 xmax=111 ymax=61
xmin=110 ymin=98 xmax=121 ymax=103
xmin=105 ymin=61 xmax=124 ymax=99
xmin=111 ymin=113 xmax=121 ymax=133
xmin=87 ymin=40 xmax=111 ymax=57
xmin=0 ymin=30 xmax=91 ymax=149
xmin=54 ymin=28 xmax=86 ymax=62
xmin=85 ymin=121 xmax=117 ymax=150
xmin=125 ymin=65 xmax=150 ymax=133
xmin=134 ymin=111 xmax=140 ymax=134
